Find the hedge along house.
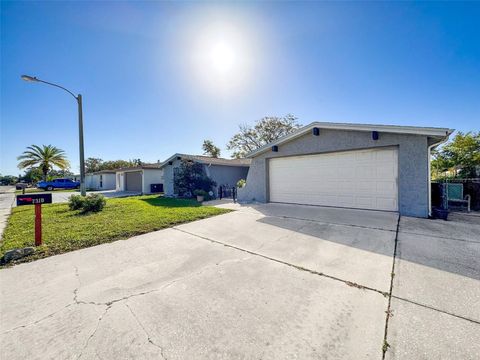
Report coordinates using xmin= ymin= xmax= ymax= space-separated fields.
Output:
xmin=237 ymin=122 xmax=453 ymax=218
xmin=85 ymin=170 xmax=116 ymax=191
xmin=115 ymin=164 xmax=164 ymax=194
xmin=160 ymin=154 xmax=251 ymax=197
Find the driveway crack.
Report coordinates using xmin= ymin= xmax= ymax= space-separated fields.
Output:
xmin=1 ymin=303 xmax=73 ymax=334
xmin=125 ymin=302 xmax=167 ymax=359
xmin=381 ymin=214 xmax=400 ymax=358
xmin=76 ymin=304 xmax=111 ymax=360
xmin=72 ymin=256 xmax=252 ymax=308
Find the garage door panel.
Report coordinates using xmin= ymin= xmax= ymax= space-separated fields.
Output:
xmin=125 ymin=171 xmax=142 ymax=192
xmin=377 ymin=197 xmax=397 ymax=210
xmin=376 ymin=166 xmax=395 ymax=178
xmin=269 ymin=148 xmax=398 ymax=211
xmin=377 ymin=181 xmax=396 ymax=193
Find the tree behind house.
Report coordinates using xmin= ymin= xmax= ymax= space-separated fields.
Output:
xmin=202 ymin=140 xmax=221 ymax=158
xmin=431 ymin=131 xmax=480 ymax=179
xmin=227 ymin=114 xmax=301 ymax=158
xmin=85 ymin=158 xmax=144 ymax=173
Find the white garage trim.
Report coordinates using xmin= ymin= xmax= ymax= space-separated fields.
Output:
xmin=268 ymin=147 xmax=398 ymax=211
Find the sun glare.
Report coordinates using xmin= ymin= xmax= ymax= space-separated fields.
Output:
xmin=209 ymin=42 xmax=235 ymax=73
xmin=185 ymin=17 xmax=258 ymax=96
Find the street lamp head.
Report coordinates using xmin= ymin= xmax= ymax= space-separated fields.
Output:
xmin=21 ymin=75 xmax=39 ymax=82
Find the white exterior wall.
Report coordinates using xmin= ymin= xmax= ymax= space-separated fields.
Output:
xmin=100 ymin=174 xmax=116 ymax=190
xmin=86 ymin=173 xmax=116 ymax=190
xmin=116 ymin=172 xmax=125 ymax=191
xmin=142 ymin=169 xmax=164 ymax=194
xmin=115 ymin=169 xmax=164 ymax=194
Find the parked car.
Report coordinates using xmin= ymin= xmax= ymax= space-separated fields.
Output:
xmin=37 ymin=178 xmax=80 ymax=191
xmin=15 ymin=182 xmax=28 ymax=190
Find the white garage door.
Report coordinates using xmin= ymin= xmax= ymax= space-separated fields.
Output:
xmin=269 ymin=148 xmax=398 ymax=211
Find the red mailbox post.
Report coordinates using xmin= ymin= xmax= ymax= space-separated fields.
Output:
xmin=16 ymin=194 xmax=52 ymax=246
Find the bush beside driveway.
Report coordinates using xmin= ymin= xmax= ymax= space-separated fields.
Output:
xmin=0 ymin=195 xmax=230 ymax=264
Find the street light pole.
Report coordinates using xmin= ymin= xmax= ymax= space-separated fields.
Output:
xmin=77 ymin=94 xmax=86 ymax=196
xmin=21 ymin=75 xmax=86 ymax=196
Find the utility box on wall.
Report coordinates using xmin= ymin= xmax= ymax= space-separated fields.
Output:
xmin=150 ymin=183 xmax=164 ymax=193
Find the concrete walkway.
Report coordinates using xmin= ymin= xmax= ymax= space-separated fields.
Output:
xmin=1 ymin=203 xmax=479 ymax=359
xmin=0 ymin=186 xmax=15 ymax=240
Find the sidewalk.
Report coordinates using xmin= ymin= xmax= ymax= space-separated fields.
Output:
xmin=0 ymin=187 xmax=15 ymax=240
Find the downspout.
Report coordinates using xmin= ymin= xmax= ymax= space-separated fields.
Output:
xmin=428 ymin=135 xmax=451 ymax=217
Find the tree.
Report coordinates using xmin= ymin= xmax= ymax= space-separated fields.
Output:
xmin=47 ymin=169 xmax=74 ymax=181
xmin=101 ymin=160 xmax=138 ymax=170
xmin=227 ymin=114 xmax=301 ymax=158
xmin=0 ymin=174 xmax=18 ymax=185
xmin=131 ymin=159 xmax=143 ymax=166
xmin=18 ymin=168 xmax=43 ymax=184
xmin=85 ymin=158 xmax=144 ymax=173
xmin=85 ymin=157 xmax=103 ymax=173
xmin=17 ymin=145 xmax=70 ymax=180
xmin=202 ymin=140 xmax=221 ymax=158
xmin=431 ymin=132 xmax=480 ymax=179
xmin=173 ymin=160 xmax=216 ymax=197
xmin=431 ymin=149 xmax=453 ymax=179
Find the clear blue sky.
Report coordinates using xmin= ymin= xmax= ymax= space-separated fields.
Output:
xmin=1 ymin=1 xmax=479 ymax=175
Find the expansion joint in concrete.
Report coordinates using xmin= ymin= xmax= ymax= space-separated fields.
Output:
xmin=172 ymin=227 xmax=388 ymax=297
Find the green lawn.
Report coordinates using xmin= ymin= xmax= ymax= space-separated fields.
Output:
xmin=1 ymin=195 xmax=230 ymax=264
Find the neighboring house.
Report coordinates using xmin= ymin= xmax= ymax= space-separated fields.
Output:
xmin=237 ymin=122 xmax=453 ymax=218
xmin=160 ymin=154 xmax=251 ymax=197
xmin=85 ymin=170 xmax=116 ymax=191
xmin=116 ymin=164 xmax=164 ymax=194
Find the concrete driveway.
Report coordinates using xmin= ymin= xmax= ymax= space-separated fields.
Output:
xmin=1 ymin=203 xmax=479 ymax=359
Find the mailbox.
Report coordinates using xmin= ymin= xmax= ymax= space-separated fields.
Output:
xmin=16 ymin=193 xmax=52 ymax=246
xmin=17 ymin=193 xmax=52 ymax=206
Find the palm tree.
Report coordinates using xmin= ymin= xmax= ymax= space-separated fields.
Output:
xmin=17 ymin=145 xmax=70 ymax=180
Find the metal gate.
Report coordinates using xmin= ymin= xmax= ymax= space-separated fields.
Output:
xmin=218 ymin=185 xmax=237 ymax=202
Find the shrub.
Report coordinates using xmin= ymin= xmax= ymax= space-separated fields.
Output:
xmin=236 ymin=179 xmax=246 ymax=188
xmin=174 ymin=160 xmax=216 ymax=197
xmin=68 ymin=195 xmax=85 ymax=210
xmin=82 ymin=194 xmax=106 ymax=213
xmin=194 ymin=189 xmax=208 ymax=197
xmin=68 ymin=193 xmax=106 ymax=213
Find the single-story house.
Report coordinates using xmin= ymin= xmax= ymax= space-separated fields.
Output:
xmin=237 ymin=122 xmax=453 ymax=218
xmin=115 ymin=164 xmax=164 ymax=194
xmin=85 ymin=170 xmax=116 ymax=190
xmin=160 ymin=154 xmax=251 ymax=197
